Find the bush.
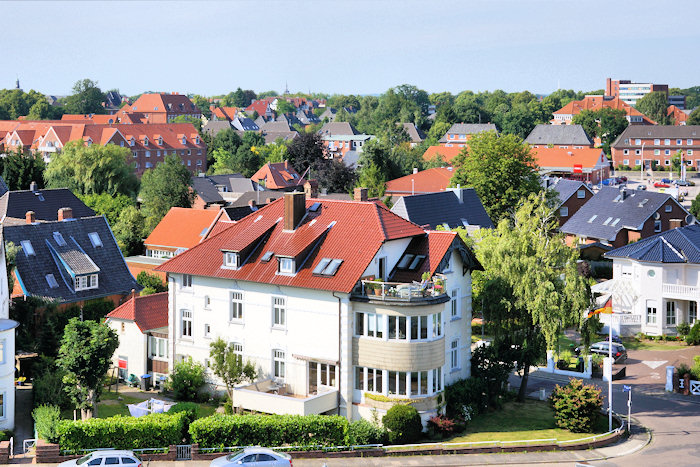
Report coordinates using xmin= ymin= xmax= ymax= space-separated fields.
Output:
xmin=168 ymin=358 xmax=206 ymax=401
xmin=692 ymin=356 xmax=700 ymax=381
xmin=347 ymin=419 xmax=387 ymax=445
xmin=189 ymin=414 xmax=348 ymax=448
xmin=136 ymin=271 xmax=167 ymax=293
xmin=33 ymin=367 xmax=71 ymax=409
xmin=549 ymin=378 xmax=603 ymax=433
xmin=32 ymin=405 xmax=61 ymax=443
xmin=444 ymin=377 xmax=489 ymax=419
xmin=56 ymin=412 xmax=187 ymax=451
xmin=686 ymin=321 xmax=700 ymax=345
xmin=168 ymin=402 xmax=199 ymax=441
xmin=676 ymin=363 xmax=692 ymax=377
xmin=557 ymin=350 xmax=574 ymax=370
xmin=677 ymin=322 xmax=691 ymax=336
xmin=664 ymin=335 xmax=677 ymax=341
xmin=426 ymin=414 xmax=458 ymax=439
xmin=382 ymin=404 xmax=423 ymax=444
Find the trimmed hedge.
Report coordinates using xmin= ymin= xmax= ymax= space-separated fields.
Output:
xmin=346 ymin=419 xmax=387 ymax=445
xmin=56 ymin=412 xmax=187 ymax=451
xmin=189 ymin=414 xmax=349 ymax=448
xmin=33 ymin=404 xmax=61 ymax=443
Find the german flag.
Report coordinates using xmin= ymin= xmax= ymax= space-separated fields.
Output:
xmin=587 ymin=297 xmax=613 ymax=318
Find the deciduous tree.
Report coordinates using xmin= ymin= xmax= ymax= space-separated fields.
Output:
xmin=636 ymin=91 xmax=670 ymax=124
xmin=78 ymin=193 xmax=135 ymax=225
xmin=0 ymin=150 xmax=45 ymax=190
xmin=63 ymin=79 xmax=106 ymax=115
xmin=112 ymin=206 xmax=146 ymax=256
xmin=139 ymin=154 xmax=194 ymax=231
xmin=209 ymin=338 xmax=256 ymax=404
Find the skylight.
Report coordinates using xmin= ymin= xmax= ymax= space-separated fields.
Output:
xmin=408 ymin=255 xmax=426 ymax=270
xmin=588 ymin=215 xmax=598 ymax=223
xmin=603 ymin=217 xmax=613 ymax=226
xmin=261 ymin=251 xmax=274 ymax=262
xmin=199 ymin=228 xmax=208 ymax=237
xmin=313 ymin=258 xmax=343 ymax=276
xmin=611 ymin=218 xmax=621 ymax=226
xmin=309 ymin=202 xmax=321 ymax=212
xmin=35 ymin=192 xmax=45 ymax=202
xmin=46 ymin=274 xmax=58 ymax=289
xmin=20 ymin=240 xmax=34 ymax=256
xmin=397 ymin=254 xmax=415 ymax=269
xmin=88 ymin=232 xmax=103 ymax=248
xmin=313 ymin=258 xmax=332 ymax=274
xmin=53 ymin=232 xmax=67 ymax=246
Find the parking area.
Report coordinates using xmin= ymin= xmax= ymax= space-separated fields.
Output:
xmin=612 ymin=170 xmax=700 ymax=208
xmin=613 ymin=346 xmax=698 ymax=391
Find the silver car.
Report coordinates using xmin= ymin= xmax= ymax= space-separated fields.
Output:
xmin=58 ymin=450 xmax=141 ymax=466
xmin=210 ymin=447 xmax=292 ymax=467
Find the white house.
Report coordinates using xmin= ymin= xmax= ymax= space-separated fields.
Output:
xmin=595 ymin=224 xmax=700 ymax=336
xmin=156 ymin=191 xmax=481 ymax=423
xmin=0 ymin=231 xmax=19 ymax=430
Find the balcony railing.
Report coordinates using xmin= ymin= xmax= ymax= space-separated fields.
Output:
xmin=662 ymin=283 xmax=700 ymax=298
xmin=353 ymin=277 xmax=447 ymax=303
xmin=234 ymin=379 xmax=338 ymax=416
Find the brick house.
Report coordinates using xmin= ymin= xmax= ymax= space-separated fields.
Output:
xmin=532 ymin=147 xmax=610 ymax=185
xmin=610 ymin=126 xmax=700 ymax=170
xmin=438 ymin=123 xmax=498 ymax=148
xmin=120 ymin=93 xmax=202 ymax=123
xmin=546 ymin=179 xmax=595 ymax=227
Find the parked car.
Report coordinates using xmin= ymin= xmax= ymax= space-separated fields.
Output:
xmin=674 ymin=179 xmax=694 ymax=186
xmin=618 ymin=176 xmax=628 ymax=182
xmin=635 ymin=184 xmax=647 ymax=190
xmin=661 ymin=178 xmax=673 ymax=184
xmin=210 ymin=448 xmax=292 ymax=467
xmin=59 ymin=450 xmax=142 ymax=467
xmin=654 ymin=182 xmax=670 ymax=188
xmin=576 ymin=341 xmax=627 ymax=363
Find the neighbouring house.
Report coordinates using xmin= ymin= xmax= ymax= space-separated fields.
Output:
xmin=202 ymin=120 xmax=239 ymax=139
xmin=251 ymin=161 xmax=305 ymax=190
xmin=246 ymin=99 xmax=275 ymax=119
xmin=525 ymin=124 xmax=594 ymax=148
xmin=390 ymin=188 xmax=494 ymax=233
xmin=551 ymin=95 xmax=655 ymax=126
xmin=191 ymin=173 xmax=262 ymax=210
xmin=399 ymin=123 xmax=426 ymax=147
xmin=143 ymin=207 xmax=221 ymax=259
xmin=0 ymin=229 xmax=19 ymax=431
xmin=209 ymin=106 xmax=239 ymax=122
xmin=438 ymin=123 xmax=498 ymax=148
xmin=421 ymin=145 xmax=463 ymax=165
xmin=667 ymin=105 xmax=691 ymax=126
xmin=594 ymin=224 xmax=700 ymax=337
xmin=120 ymin=93 xmax=202 ymax=123
xmin=4 ymin=214 xmax=141 ymax=307
xmin=261 ymin=130 xmax=299 ymax=145
xmin=297 ymin=109 xmax=320 ymax=126
xmin=318 ymin=122 xmax=373 ymax=163
xmin=156 ymin=191 xmax=481 ymax=423
xmin=560 ymin=187 xmax=691 ymax=251
xmin=532 ymin=147 xmax=610 ymax=185
xmin=319 ymin=107 xmax=357 ymax=123
xmin=385 ymin=167 xmax=456 ymax=198
xmin=231 ymin=116 xmax=259 ymax=132
xmin=0 ymin=182 xmax=95 ymax=225
xmin=222 ymin=191 xmax=284 ymax=222
xmin=610 ymin=125 xmax=700 ymax=170
xmin=545 ymin=178 xmax=595 ymax=227
xmin=106 ymin=291 xmax=169 ymax=385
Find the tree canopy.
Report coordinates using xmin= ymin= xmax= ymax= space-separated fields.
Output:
xmin=0 ymin=150 xmax=46 ymax=190
xmin=636 ymin=91 xmax=670 ymax=124
xmin=44 ymin=141 xmax=139 ymax=197
xmin=139 ymin=154 xmax=194 ymax=231
xmin=63 ymin=79 xmax=106 ymax=115
xmin=572 ymin=108 xmax=628 ymax=155
xmin=78 ymin=192 xmax=136 ymax=225
xmin=209 ymin=338 xmax=256 ymax=403
xmin=449 ymin=131 xmax=541 ymax=223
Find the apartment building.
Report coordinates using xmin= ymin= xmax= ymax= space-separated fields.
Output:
xmin=610 ymin=126 xmax=700 ymax=169
xmin=606 ymin=78 xmax=685 ymax=109
xmin=438 ymin=123 xmax=498 ymax=148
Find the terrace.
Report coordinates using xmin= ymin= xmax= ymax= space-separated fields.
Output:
xmin=234 ymin=379 xmax=338 ymax=416
xmin=351 ymin=274 xmax=448 ymax=304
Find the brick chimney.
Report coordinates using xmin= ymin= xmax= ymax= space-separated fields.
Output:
xmin=58 ymin=207 xmax=73 ymax=221
xmin=670 ymin=219 xmax=682 ymax=230
xmin=284 ymin=191 xmax=306 ymax=230
xmin=25 ymin=211 xmax=35 ymax=224
xmin=304 ymin=180 xmax=319 ymax=198
xmin=354 ymin=187 xmax=368 ymax=202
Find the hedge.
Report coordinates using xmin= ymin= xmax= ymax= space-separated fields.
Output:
xmin=189 ymin=414 xmax=348 ymax=448
xmin=56 ymin=412 xmax=187 ymax=451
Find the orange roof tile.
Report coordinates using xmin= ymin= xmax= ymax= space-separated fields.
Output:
xmin=251 ymin=161 xmax=305 ymax=189
xmin=668 ymin=105 xmax=689 ymax=125
xmin=532 ymin=147 xmax=607 ymax=170
xmin=106 ymin=292 xmax=168 ymax=332
xmin=385 ymin=167 xmax=455 ymax=196
xmin=144 ymin=207 xmax=221 ymax=249
xmin=553 ymin=96 xmax=655 ymax=124
xmin=422 ymin=145 xmax=464 ymax=164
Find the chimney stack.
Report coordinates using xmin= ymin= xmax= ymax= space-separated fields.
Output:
xmin=413 ymin=167 xmax=418 ymax=174
xmin=283 ymin=191 xmax=306 ymax=230
xmin=30 ymin=181 xmax=38 ymax=192
xmin=304 ymin=180 xmax=319 ymax=198
xmin=670 ymin=219 xmax=682 ymax=230
xmin=58 ymin=207 xmax=73 ymax=221
xmin=354 ymin=187 xmax=368 ymax=202
xmin=25 ymin=211 xmax=35 ymax=224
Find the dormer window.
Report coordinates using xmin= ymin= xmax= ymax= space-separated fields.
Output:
xmin=278 ymin=257 xmax=295 ymax=275
xmin=223 ymin=252 xmax=240 ymax=269
xmin=181 ymin=136 xmax=187 ymax=145
xmin=74 ymin=274 xmax=98 ymax=291
xmin=143 ymin=137 xmax=149 ymax=146
xmin=129 ymin=138 xmax=135 ymax=147
xmin=158 ymin=137 xmax=163 ymax=146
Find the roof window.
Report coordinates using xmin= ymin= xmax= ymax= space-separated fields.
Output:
xmin=261 ymin=251 xmax=273 ymax=262
xmin=313 ymin=258 xmax=343 ymax=276
xmin=46 ymin=274 xmax=59 ymax=289
xmin=88 ymin=232 xmax=102 ymax=248
xmin=611 ymin=218 xmax=621 ymax=226
xmin=397 ymin=254 xmax=415 ymax=269
xmin=20 ymin=240 xmax=34 ymax=256
xmin=603 ymin=217 xmax=613 ymax=226
xmin=588 ymin=215 xmax=597 ymax=223
xmin=34 ymin=192 xmax=45 ymax=201
xmin=53 ymin=232 xmax=67 ymax=246
xmin=309 ymin=202 xmax=321 ymax=212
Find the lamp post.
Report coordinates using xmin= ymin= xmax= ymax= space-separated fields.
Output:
xmin=640 ymin=142 xmax=646 ymax=182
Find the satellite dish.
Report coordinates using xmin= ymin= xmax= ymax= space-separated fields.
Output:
xmin=686 ymin=214 xmax=695 ymax=225
xmin=654 ymin=212 xmax=661 ymax=220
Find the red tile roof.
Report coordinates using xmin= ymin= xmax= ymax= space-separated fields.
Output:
xmin=210 ymin=107 xmax=239 ymax=121
xmin=144 ymin=207 xmax=221 ymax=249
xmin=106 ymin=292 xmax=168 ymax=332
xmin=391 ymin=231 xmax=459 ymax=283
xmin=532 ymin=147 xmax=607 ymax=170
xmin=61 ymin=114 xmax=119 ymax=124
xmin=156 ymin=197 xmax=426 ymax=293
xmin=668 ymin=105 xmax=689 ymax=125
xmin=422 ymin=145 xmax=464 ymax=164
xmin=251 ymin=161 xmax=305 ymax=189
xmin=385 ymin=167 xmax=455 ymax=196
xmin=553 ymin=96 xmax=656 ymax=124
xmin=127 ymin=93 xmax=201 ymax=116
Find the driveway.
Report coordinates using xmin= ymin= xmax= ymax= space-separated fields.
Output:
xmin=614 ymin=346 xmax=698 ymax=393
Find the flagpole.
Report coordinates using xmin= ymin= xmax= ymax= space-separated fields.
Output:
xmin=608 ymin=315 xmax=613 ymax=432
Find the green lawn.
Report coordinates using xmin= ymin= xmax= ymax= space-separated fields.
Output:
xmin=94 ymin=391 xmax=219 ymax=419
xmin=442 ymin=400 xmax=609 ymax=444
xmin=621 ymin=338 xmax=686 ymax=351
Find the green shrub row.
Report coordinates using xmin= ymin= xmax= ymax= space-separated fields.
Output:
xmin=56 ymin=412 xmax=187 ymax=451
xmin=189 ymin=414 xmax=348 ymax=448
xmin=33 ymin=405 xmax=62 ymax=443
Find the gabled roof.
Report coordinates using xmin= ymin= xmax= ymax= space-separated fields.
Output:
xmin=128 ymin=93 xmax=200 ymax=115
xmin=611 ymin=125 xmax=700 ymax=147
xmin=422 ymin=145 xmax=463 ymax=164
xmin=261 ymin=131 xmax=299 ymax=144
xmin=400 ymin=123 xmax=426 ymax=143
xmin=202 ymin=120 xmax=235 ymax=137
xmin=385 ymin=167 xmax=455 ymax=195
xmin=553 ymin=95 xmax=655 ymax=124
xmin=547 ymin=179 xmax=593 ymax=206
xmin=525 ymin=124 xmax=593 ymax=146
xmin=251 ymin=161 xmax=305 ymax=190
xmin=667 ymin=105 xmax=689 ymax=125
xmin=533 ymin=147 xmax=607 ymax=171
xmin=560 ymin=187 xmax=688 ymax=241
xmin=318 ymin=122 xmax=359 ymax=137
xmin=106 ymin=292 xmax=168 ymax=332
xmin=390 ymin=189 xmax=494 ymax=230
xmin=606 ymin=224 xmax=700 ymax=264
xmin=0 ymin=188 xmax=95 ymax=225
xmin=438 ymin=123 xmax=498 ymax=142
xmin=156 ymin=197 xmax=427 ymax=293
xmin=144 ymin=207 xmax=220 ymax=249
xmin=4 ymin=216 xmax=141 ymax=303
xmin=260 ymin=120 xmax=293 ymax=132
xmin=191 ymin=174 xmax=258 ymax=204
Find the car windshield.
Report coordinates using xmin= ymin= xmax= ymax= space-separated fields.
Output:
xmin=76 ymin=455 xmax=93 ymax=465
xmin=225 ymin=450 xmax=246 ymax=462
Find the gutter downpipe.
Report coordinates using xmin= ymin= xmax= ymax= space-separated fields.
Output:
xmin=332 ymin=291 xmax=342 ymax=417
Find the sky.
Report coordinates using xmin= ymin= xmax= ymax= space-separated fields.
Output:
xmin=3 ymin=0 xmax=700 ymax=97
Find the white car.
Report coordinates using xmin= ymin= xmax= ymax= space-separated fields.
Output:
xmin=59 ymin=450 xmax=142 ymax=466
xmin=210 ymin=447 xmax=292 ymax=467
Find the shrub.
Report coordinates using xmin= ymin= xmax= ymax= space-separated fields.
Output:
xmin=136 ymin=271 xmax=167 ymax=293
xmin=33 ymin=368 xmax=71 ymax=409
xmin=347 ymin=419 xmax=387 ymax=445
xmin=444 ymin=377 xmax=489 ymax=419
xmin=692 ymin=356 xmax=700 ymax=381
xmin=664 ymin=335 xmax=677 ymax=341
xmin=382 ymin=404 xmax=423 ymax=444
xmin=427 ymin=415 xmax=458 ymax=439
xmin=676 ymin=363 xmax=692 ymax=377
xmin=549 ymin=378 xmax=603 ymax=433
xmin=168 ymin=358 xmax=206 ymax=401
xmin=686 ymin=321 xmax=700 ymax=345
xmin=32 ymin=405 xmax=61 ymax=443
xmin=168 ymin=402 xmax=199 ymax=441
xmin=189 ymin=414 xmax=348 ymax=448
xmin=56 ymin=412 xmax=187 ymax=451
xmin=557 ymin=350 xmax=574 ymax=370
xmin=677 ymin=322 xmax=691 ymax=336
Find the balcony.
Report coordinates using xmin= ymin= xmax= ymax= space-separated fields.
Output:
xmin=351 ymin=277 xmax=449 ymax=305
xmin=662 ymin=283 xmax=700 ymax=299
xmin=234 ymin=379 xmax=338 ymax=416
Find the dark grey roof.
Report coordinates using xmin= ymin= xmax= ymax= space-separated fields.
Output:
xmin=606 ymin=224 xmax=700 ymax=264
xmin=0 ymin=188 xmax=95 ymax=225
xmin=223 ymin=205 xmax=259 ymax=222
xmin=5 ymin=216 xmax=141 ymax=303
xmin=560 ymin=187 xmax=688 ymax=241
xmin=231 ymin=116 xmax=259 ymax=132
xmin=390 ymin=188 xmax=494 ymax=230
xmin=0 ymin=177 xmax=8 ymax=197
xmin=260 ymin=120 xmax=293 ymax=132
xmin=202 ymin=120 xmax=233 ymax=137
xmin=612 ymin=125 xmax=700 ymax=148
xmin=400 ymin=123 xmax=426 ymax=143
xmin=548 ymin=179 xmax=593 ymax=206
xmin=525 ymin=124 xmax=593 ymax=146
xmin=438 ymin=123 xmax=498 ymax=142
xmin=342 ymin=150 xmax=361 ymax=168
xmin=276 ymin=113 xmax=303 ymax=128
xmin=228 ymin=191 xmax=283 ymax=208
xmin=297 ymin=109 xmax=320 ymax=125
xmin=191 ymin=174 xmax=255 ymax=203
xmin=262 ymin=131 xmax=299 ymax=144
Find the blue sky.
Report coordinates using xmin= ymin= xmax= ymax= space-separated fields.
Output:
xmin=3 ymin=0 xmax=699 ymax=97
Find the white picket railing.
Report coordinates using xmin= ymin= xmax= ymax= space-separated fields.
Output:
xmin=662 ymin=283 xmax=700 ymax=298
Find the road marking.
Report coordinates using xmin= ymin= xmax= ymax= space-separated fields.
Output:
xmin=642 ymin=360 xmax=667 ymax=369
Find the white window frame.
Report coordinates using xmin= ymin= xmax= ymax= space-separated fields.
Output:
xmin=450 ymin=339 xmax=459 ymax=371
xmin=273 ymin=349 xmax=285 ymax=380
xmin=278 ymin=257 xmax=295 ymax=275
xmin=654 ymin=220 xmax=662 ymax=232
xmin=204 ymin=323 xmax=212 ymax=338
xmin=272 ymin=296 xmax=286 ymax=327
xmin=181 ymin=309 xmax=192 ymax=338
xmin=148 ymin=336 xmax=168 ymax=360
xmin=646 ymin=304 xmax=657 ymax=325
xmin=230 ymin=291 xmax=243 ymax=321
xmin=690 ymin=301 xmax=698 ymax=324
xmin=181 ymin=274 xmax=193 ymax=289
xmin=560 ymin=206 xmax=569 ymax=217
xmin=666 ymin=301 xmax=676 ymax=326
xmin=450 ymin=289 xmax=461 ymax=319
xmin=223 ymin=252 xmax=239 ymax=269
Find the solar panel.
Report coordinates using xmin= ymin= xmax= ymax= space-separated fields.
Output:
xmin=323 ymin=259 xmax=343 ymax=276
xmin=309 ymin=202 xmax=321 ymax=212
xmin=313 ymin=258 xmax=332 ymax=275
xmin=408 ymin=255 xmax=426 ymax=270
xmin=261 ymin=251 xmax=274 ymax=262
xmin=397 ymin=254 xmax=415 ymax=269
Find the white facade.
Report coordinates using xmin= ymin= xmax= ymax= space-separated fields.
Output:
xmin=167 ymin=245 xmax=473 ymax=422
xmin=107 ymin=319 xmax=148 ymax=382
xmin=0 ymin=238 xmax=18 ymax=430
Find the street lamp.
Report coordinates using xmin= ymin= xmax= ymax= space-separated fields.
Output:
xmin=640 ymin=142 xmax=646 ymax=182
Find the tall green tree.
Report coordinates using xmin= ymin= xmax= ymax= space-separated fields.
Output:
xmin=472 ymin=193 xmax=591 ymax=400
xmin=139 ymin=154 xmax=194 ymax=231
xmin=57 ymin=318 xmax=119 ymax=419
xmin=286 ymin=132 xmax=326 ymax=175
xmin=63 ymin=79 xmax=106 ymax=115
xmin=688 ymin=107 xmax=700 ymax=125
xmin=636 ymin=91 xmax=670 ymax=124
xmin=0 ymin=150 xmax=46 ymax=190
xmin=78 ymin=193 xmax=135 ymax=225
xmin=0 ymin=88 xmax=47 ymax=119
xmin=209 ymin=338 xmax=256 ymax=404
xmin=572 ymin=108 xmax=628 ymax=154
xmin=450 ymin=131 xmax=541 ymax=223
xmin=112 ymin=206 xmax=146 ymax=256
